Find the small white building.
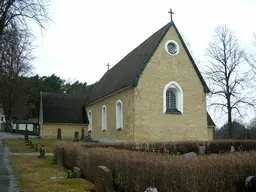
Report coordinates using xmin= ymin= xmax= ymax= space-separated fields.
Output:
xmin=12 ymin=118 xmax=39 ymax=134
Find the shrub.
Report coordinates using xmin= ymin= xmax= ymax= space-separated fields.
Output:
xmin=80 ymin=140 xmax=256 ymax=154
xmin=54 ymin=143 xmax=256 ymax=192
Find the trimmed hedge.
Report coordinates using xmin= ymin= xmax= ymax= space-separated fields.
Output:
xmin=80 ymin=140 xmax=256 ymax=154
xmin=54 ymin=143 xmax=256 ymax=192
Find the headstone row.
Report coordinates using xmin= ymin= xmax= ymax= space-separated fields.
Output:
xmin=56 ymin=128 xmax=85 ymax=141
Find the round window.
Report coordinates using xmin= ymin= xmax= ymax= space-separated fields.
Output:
xmin=165 ymin=40 xmax=179 ymax=56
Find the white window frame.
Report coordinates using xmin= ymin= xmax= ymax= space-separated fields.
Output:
xmin=165 ymin=40 xmax=180 ymax=56
xmin=102 ymin=105 xmax=107 ymax=131
xmin=163 ymin=81 xmax=183 ymax=113
xmin=88 ymin=110 xmax=92 ymax=132
xmin=116 ymin=100 xmax=123 ymax=130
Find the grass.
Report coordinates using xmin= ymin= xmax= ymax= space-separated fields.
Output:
xmin=11 ymin=155 xmax=95 ymax=192
xmin=6 ymin=138 xmax=80 ymax=153
xmin=6 ymin=138 xmax=35 ymax=153
xmin=30 ymin=138 xmax=75 ymax=153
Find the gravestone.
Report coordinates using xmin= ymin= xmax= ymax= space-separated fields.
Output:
xmin=27 ymin=140 xmax=32 ymax=146
xmin=199 ymin=145 xmax=206 ymax=155
xmin=95 ymin=166 xmax=114 ymax=192
xmin=145 ymin=187 xmax=158 ymax=192
xmin=39 ymin=144 xmax=46 ymax=158
xmin=24 ymin=128 xmax=29 ymax=141
xmin=230 ymin=145 xmax=235 ymax=153
xmin=85 ymin=134 xmax=92 ymax=142
xmin=182 ymin=152 xmax=197 ymax=158
xmin=57 ymin=128 xmax=61 ymax=139
xmin=72 ymin=166 xmax=81 ymax=178
xmin=56 ymin=147 xmax=64 ymax=166
xmin=30 ymin=142 xmax=34 ymax=149
xmin=80 ymin=127 xmax=85 ymax=141
xmin=73 ymin=131 xmax=79 ymax=142
xmin=245 ymin=176 xmax=256 ymax=192
xmin=35 ymin=143 xmax=39 ymax=152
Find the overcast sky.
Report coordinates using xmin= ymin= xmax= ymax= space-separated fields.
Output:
xmin=32 ymin=0 xmax=256 ymax=127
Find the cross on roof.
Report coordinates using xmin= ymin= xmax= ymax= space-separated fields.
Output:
xmin=107 ymin=63 xmax=110 ymax=71
xmin=168 ymin=8 xmax=174 ymax=22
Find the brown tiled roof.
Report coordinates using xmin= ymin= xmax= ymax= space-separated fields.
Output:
xmin=87 ymin=21 xmax=210 ymax=104
xmin=207 ymin=112 xmax=215 ymax=127
xmin=41 ymin=92 xmax=89 ymax=124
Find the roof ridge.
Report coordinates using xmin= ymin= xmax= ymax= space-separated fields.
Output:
xmin=41 ymin=91 xmax=87 ymax=99
xmin=102 ymin=22 xmax=171 ymax=76
xmin=87 ymin=20 xmax=209 ymax=104
xmin=132 ymin=22 xmax=172 ymax=86
xmin=87 ymin=22 xmax=173 ymax=104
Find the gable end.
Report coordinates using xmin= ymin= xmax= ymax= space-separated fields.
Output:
xmin=132 ymin=21 xmax=210 ymax=93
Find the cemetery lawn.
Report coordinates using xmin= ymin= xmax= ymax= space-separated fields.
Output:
xmin=6 ymin=138 xmax=36 ymax=153
xmin=6 ymin=138 xmax=74 ymax=153
xmin=11 ymin=155 xmax=94 ymax=192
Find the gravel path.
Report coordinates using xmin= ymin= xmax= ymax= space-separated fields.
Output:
xmin=0 ymin=131 xmax=40 ymax=191
xmin=0 ymin=132 xmax=22 ymax=192
xmin=0 ymin=132 xmax=54 ymax=191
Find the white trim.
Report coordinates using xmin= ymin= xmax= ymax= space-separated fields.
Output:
xmin=165 ymin=40 xmax=180 ymax=56
xmin=163 ymin=81 xmax=183 ymax=113
xmin=116 ymin=100 xmax=123 ymax=130
xmin=88 ymin=110 xmax=92 ymax=132
xmin=102 ymin=105 xmax=107 ymax=131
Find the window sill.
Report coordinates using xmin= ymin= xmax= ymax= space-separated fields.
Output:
xmin=165 ymin=108 xmax=182 ymax=114
xmin=116 ymin=127 xmax=123 ymax=131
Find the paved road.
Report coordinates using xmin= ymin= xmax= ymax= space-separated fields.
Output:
xmin=0 ymin=132 xmax=25 ymax=192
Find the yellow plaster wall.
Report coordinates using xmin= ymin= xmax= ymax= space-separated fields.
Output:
xmin=87 ymin=87 xmax=134 ymax=141
xmin=134 ymin=26 xmax=208 ymax=142
xmin=207 ymin=127 xmax=214 ymax=140
xmin=42 ymin=123 xmax=88 ymax=138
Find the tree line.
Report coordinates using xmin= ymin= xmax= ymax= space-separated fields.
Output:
xmin=216 ymin=119 xmax=256 ymax=140
xmin=8 ymin=74 xmax=96 ymax=121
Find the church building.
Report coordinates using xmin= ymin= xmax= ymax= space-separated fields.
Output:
xmin=39 ymin=12 xmax=215 ymax=141
xmin=85 ymin=16 xmax=215 ymax=142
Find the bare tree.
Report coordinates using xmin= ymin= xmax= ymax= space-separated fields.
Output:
xmin=248 ymin=33 xmax=256 ymax=75
xmin=0 ymin=0 xmax=51 ymax=40
xmin=0 ymin=23 xmax=33 ymax=127
xmin=204 ymin=25 xmax=254 ymax=139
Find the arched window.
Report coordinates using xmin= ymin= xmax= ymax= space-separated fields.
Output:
xmin=166 ymin=89 xmax=176 ymax=109
xmin=88 ymin=110 xmax=92 ymax=132
xmin=163 ymin=81 xmax=183 ymax=114
xmin=102 ymin=105 xmax=107 ymax=131
xmin=116 ymin=100 xmax=123 ymax=130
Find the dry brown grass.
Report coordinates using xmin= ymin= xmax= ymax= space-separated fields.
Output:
xmin=54 ymin=143 xmax=256 ymax=192
xmin=11 ymin=155 xmax=94 ymax=192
